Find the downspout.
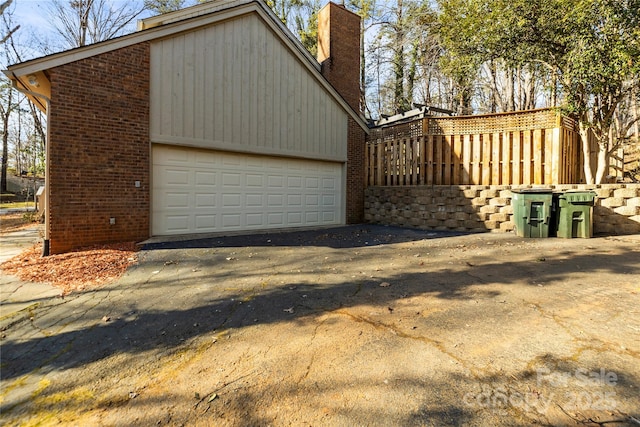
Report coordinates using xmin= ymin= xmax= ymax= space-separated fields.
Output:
xmin=10 ymin=76 xmax=51 ymax=256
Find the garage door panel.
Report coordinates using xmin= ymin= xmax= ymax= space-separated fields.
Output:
xmin=195 ymin=156 xmax=219 ymax=167
xmin=166 ymin=193 xmax=189 ymax=208
xmin=153 ymin=146 xmax=343 ymax=236
xmin=305 ymin=212 xmax=319 ymax=223
xmin=322 ymin=211 xmax=336 ymax=222
xmin=287 ymin=194 xmax=302 ymax=206
xmin=222 ymin=173 xmax=242 ymax=186
xmin=163 ymin=169 xmax=190 ymax=185
xmin=245 ymin=158 xmax=265 ymax=169
xmin=267 ymin=175 xmax=284 ymax=187
xmin=222 ymin=156 xmax=243 ymax=167
xmin=323 ymin=195 xmax=336 ymax=206
xmin=246 ymin=174 xmax=264 ymax=187
xmin=306 ymin=177 xmax=319 ymax=188
xmin=287 ymin=212 xmax=303 ymax=224
xmin=222 ymin=213 xmax=241 ymax=228
xmin=157 ymin=146 xmax=191 ymax=164
xmin=267 ymin=194 xmax=284 ymax=207
xmin=195 ymin=215 xmax=216 ymax=229
xmin=165 ymin=215 xmax=190 ymax=232
xmin=267 ymin=213 xmax=284 ymax=226
xmin=246 ymin=213 xmax=263 ymax=226
xmin=195 ymin=193 xmax=216 ymax=208
xmin=288 ymin=176 xmax=303 ymax=188
xmin=222 ymin=194 xmax=241 ymax=207
xmin=323 ymin=177 xmax=337 ymax=189
xmin=195 ymin=171 xmax=216 ymax=185
xmin=246 ymin=194 xmax=263 ymax=207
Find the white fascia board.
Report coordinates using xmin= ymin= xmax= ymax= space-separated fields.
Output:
xmin=138 ymin=0 xmax=253 ymax=30
xmin=5 ymin=4 xmax=260 ymax=77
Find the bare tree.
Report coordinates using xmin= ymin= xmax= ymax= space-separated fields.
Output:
xmin=0 ymin=0 xmax=19 ymax=44
xmin=1 ymin=0 xmax=18 ymax=193
xmin=49 ymin=0 xmax=145 ymax=48
xmin=2 ymin=2 xmax=48 ymax=189
xmin=0 ymin=80 xmax=14 ymax=193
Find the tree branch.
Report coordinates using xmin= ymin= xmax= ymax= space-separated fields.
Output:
xmin=0 ymin=24 xmax=18 ymax=44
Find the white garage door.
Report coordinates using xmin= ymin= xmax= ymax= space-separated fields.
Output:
xmin=152 ymin=145 xmax=344 ymax=236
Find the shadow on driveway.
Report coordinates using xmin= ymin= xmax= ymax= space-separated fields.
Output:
xmin=141 ymin=224 xmax=466 ymax=250
xmin=2 ymin=228 xmax=638 ymax=383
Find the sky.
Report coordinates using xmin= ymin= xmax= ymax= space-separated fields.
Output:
xmin=5 ymin=0 xmax=155 ymax=63
xmin=10 ymin=0 xmax=154 ymax=32
xmin=11 ymin=0 xmax=51 ymax=30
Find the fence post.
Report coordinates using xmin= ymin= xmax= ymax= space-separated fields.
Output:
xmin=376 ymin=143 xmax=383 ymax=185
xmin=552 ymin=121 xmax=562 ymax=184
xmin=462 ymin=134 xmax=471 ymax=184
xmin=512 ymin=131 xmax=521 ymax=185
xmin=502 ymin=131 xmax=512 ymax=185
xmin=472 ymin=134 xmax=481 ymax=184
xmin=453 ymin=135 xmax=462 ymax=185
xmin=426 ymin=134 xmax=434 ymax=185
xmin=533 ymin=129 xmax=543 ymax=184
xmin=419 ymin=136 xmax=426 ymax=184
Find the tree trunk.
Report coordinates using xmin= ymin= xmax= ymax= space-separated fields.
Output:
xmin=392 ymin=0 xmax=405 ymax=114
xmin=1 ymin=119 xmax=8 ymax=193
xmin=579 ymin=123 xmax=594 ymax=184
xmin=406 ymin=40 xmax=418 ymax=107
xmin=1 ymin=88 xmax=13 ymax=194
xmin=506 ymin=67 xmax=515 ymax=111
xmin=16 ymin=105 xmax=22 ymax=175
xmin=528 ymin=66 xmax=538 ymax=110
xmin=634 ymin=87 xmax=639 ymax=144
xmin=517 ymin=66 xmax=524 ymax=110
xmin=489 ymin=60 xmax=498 ymax=113
xmin=594 ymin=143 xmax=609 ymax=184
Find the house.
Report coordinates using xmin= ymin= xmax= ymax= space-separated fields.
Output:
xmin=4 ymin=0 xmax=368 ymax=255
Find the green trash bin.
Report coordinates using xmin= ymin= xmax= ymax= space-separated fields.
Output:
xmin=556 ymin=191 xmax=597 ymax=238
xmin=511 ymin=189 xmax=555 ymax=238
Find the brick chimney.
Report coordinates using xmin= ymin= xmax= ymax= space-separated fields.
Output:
xmin=317 ymin=2 xmax=361 ymax=114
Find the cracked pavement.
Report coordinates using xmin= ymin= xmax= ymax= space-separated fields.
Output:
xmin=1 ymin=225 xmax=639 ymax=426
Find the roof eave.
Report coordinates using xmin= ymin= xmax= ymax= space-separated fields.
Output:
xmin=4 ymin=0 xmax=368 ymax=131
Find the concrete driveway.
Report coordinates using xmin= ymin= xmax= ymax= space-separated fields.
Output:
xmin=1 ymin=225 xmax=639 ymax=426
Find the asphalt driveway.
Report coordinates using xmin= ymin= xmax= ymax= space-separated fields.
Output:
xmin=1 ymin=225 xmax=639 ymax=426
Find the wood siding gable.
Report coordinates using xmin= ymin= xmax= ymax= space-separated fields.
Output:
xmin=150 ymin=12 xmax=348 ymax=162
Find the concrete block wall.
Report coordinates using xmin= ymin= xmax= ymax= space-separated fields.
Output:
xmin=364 ymin=184 xmax=640 ymax=235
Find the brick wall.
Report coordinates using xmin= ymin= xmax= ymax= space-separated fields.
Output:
xmin=346 ymin=117 xmax=365 ymax=223
xmin=48 ymin=43 xmax=150 ymax=254
xmin=365 ymin=184 xmax=640 ymax=235
xmin=317 ymin=2 xmax=365 ymax=224
xmin=317 ymin=2 xmax=361 ymax=113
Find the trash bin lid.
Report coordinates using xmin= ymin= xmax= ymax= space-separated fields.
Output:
xmin=511 ymin=188 xmax=554 ymax=194
xmin=561 ymin=190 xmax=597 ymax=203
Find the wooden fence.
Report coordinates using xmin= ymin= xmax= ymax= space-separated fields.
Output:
xmin=365 ymin=109 xmax=584 ymax=186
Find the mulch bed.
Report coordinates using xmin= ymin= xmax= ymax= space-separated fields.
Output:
xmin=0 ymin=242 xmax=138 ymax=295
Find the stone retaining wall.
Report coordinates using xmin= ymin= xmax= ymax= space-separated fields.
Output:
xmin=364 ymin=184 xmax=640 ymax=235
